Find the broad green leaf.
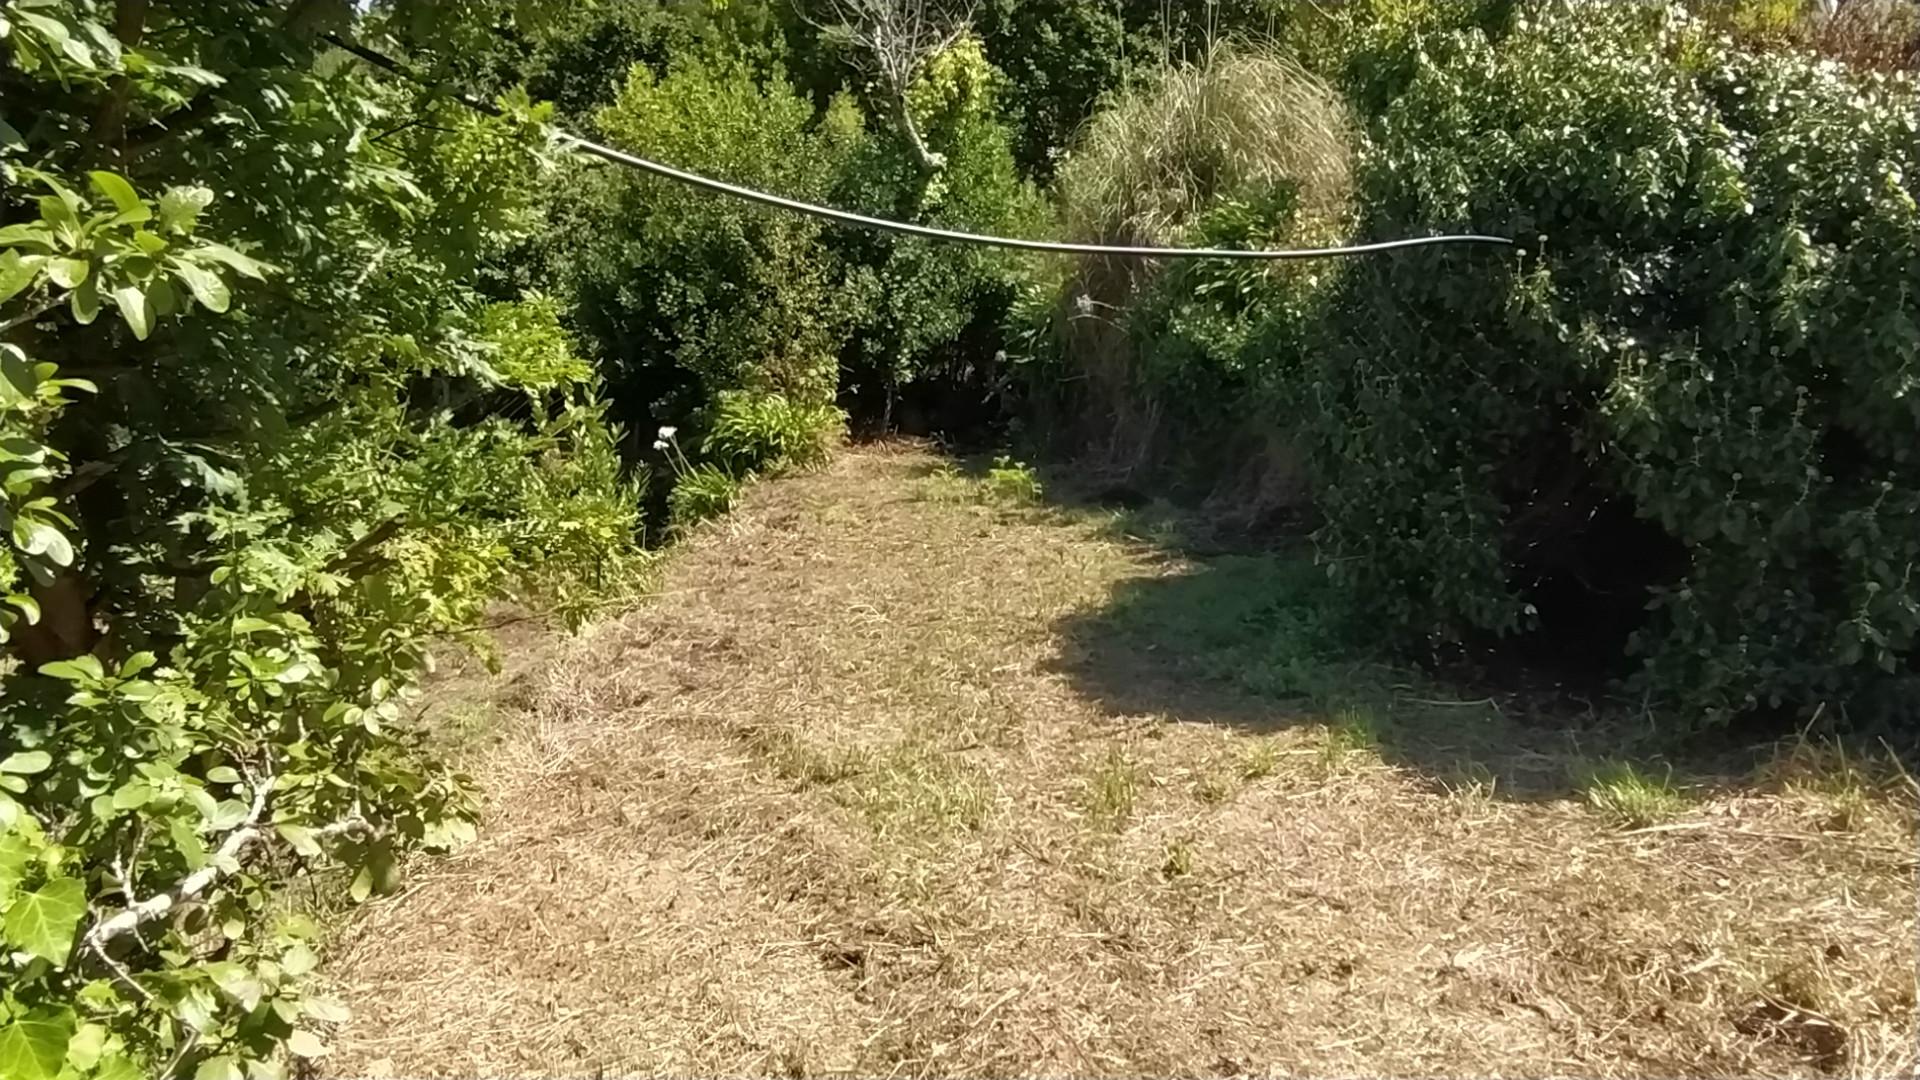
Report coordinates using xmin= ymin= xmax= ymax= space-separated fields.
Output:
xmin=39 ymin=655 xmax=102 ymax=681
xmin=348 ymin=863 xmax=373 ymax=903
xmin=0 ymin=249 xmax=42 ymax=304
xmin=191 ymin=243 xmax=271 ymax=281
xmin=0 ymin=117 xmax=21 ymax=152
xmin=171 ymin=260 xmax=230 ymax=313
xmin=2 ymin=875 xmax=86 ymax=963
xmin=46 ymin=257 xmax=87 ymax=288
xmin=119 ymin=651 xmax=156 ymax=677
xmin=285 ymin=1031 xmax=329 ymax=1059
xmin=0 ymin=751 xmax=51 ymax=773
xmin=0 ymin=223 xmax=50 ymax=248
xmin=194 ymin=1056 xmax=242 ymax=1080
xmin=111 ymin=781 xmax=152 ymax=810
xmin=207 ymin=799 xmax=250 ymax=830
xmin=0 ymin=1012 xmax=73 ymax=1080
xmin=14 ymin=520 xmax=74 ymax=566
xmin=69 ymin=275 xmax=99 ymax=324
xmin=276 ymin=823 xmax=321 ymax=858
xmin=93 ymin=1055 xmax=144 ymax=1080
xmin=169 ymin=816 xmax=208 ymax=870
xmin=7 ymin=593 xmax=40 ymax=625
xmin=146 ymin=276 xmax=178 ymax=317
xmin=157 ymin=185 xmax=214 ymax=234
xmin=64 ymin=1023 xmax=106 ymax=1071
xmin=110 ymin=284 xmax=152 ymax=340
xmin=86 ymin=172 xmax=147 ymax=221
xmin=206 ymin=765 xmax=241 ymax=784
xmin=281 ymin=942 xmax=318 ymax=976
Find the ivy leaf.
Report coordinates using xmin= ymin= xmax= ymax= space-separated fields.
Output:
xmin=0 ymin=1012 xmax=74 ymax=1080
xmin=0 ymin=750 xmax=50 ymax=774
xmin=64 ymin=1022 xmax=107 ymax=1071
xmin=110 ymin=284 xmax=153 ymax=340
xmin=86 ymin=171 xmax=148 ymax=223
xmin=2 ymin=876 xmax=86 ymax=964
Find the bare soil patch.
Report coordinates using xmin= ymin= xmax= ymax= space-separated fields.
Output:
xmin=325 ymin=444 xmax=1917 ymax=1079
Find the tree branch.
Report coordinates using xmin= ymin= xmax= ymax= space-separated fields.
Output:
xmin=83 ymin=771 xmax=376 ymax=953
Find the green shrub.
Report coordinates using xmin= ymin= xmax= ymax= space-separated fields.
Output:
xmin=669 ymin=464 xmax=744 ymax=529
xmin=0 ymin=5 xmax=644 ymax=1076
xmin=827 ymin=36 xmax=1046 ymax=425
xmin=549 ymin=56 xmax=853 ymax=426
xmin=706 ymin=389 xmax=846 ymax=474
xmin=983 ymin=456 xmax=1044 ymax=506
xmin=1298 ymin=3 xmax=1920 ymax=724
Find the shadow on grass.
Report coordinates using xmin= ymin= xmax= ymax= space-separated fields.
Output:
xmin=1045 ymin=497 xmax=1794 ymax=803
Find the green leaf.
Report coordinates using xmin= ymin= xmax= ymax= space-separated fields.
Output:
xmin=14 ymin=520 xmax=73 ymax=566
xmin=39 ymin=655 xmax=102 ymax=681
xmin=146 ymin=276 xmax=178 ymax=318
xmin=0 ymin=751 xmax=51 ymax=774
xmin=69 ymin=275 xmax=99 ymax=324
xmin=2 ymin=876 xmax=86 ymax=963
xmin=348 ymin=863 xmax=373 ymax=903
xmin=206 ymin=765 xmax=241 ymax=784
xmin=0 ymin=250 xmax=41 ymax=304
xmin=93 ymin=1054 xmax=143 ymax=1080
xmin=110 ymin=284 xmax=153 ymax=340
xmin=7 ymin=594 xmax=41 ymax=625
xmin=285 ymin=1031 xmax=329 ymax=1059
xmin=111 ymin=782 xmax=152 ymax=810
xmin=281 ymin=941 xmax=318 ymax=976
xmin=86 ymin=172 xmax=147 ymax=222
xmin=0 ymin=1012 xmax=74 ymax=1080
xmin=169 ymin=816 xmax=208 ymax=870
xmin=171 ymin=261 xmax=230 ymax=313
xmin=0 ymin=117 xmax=21 ymax=152
xmin=194 ymin=1056 xmax=242 ymax=1080
xmin=191 ymin=243 xmax=271 ymax=281
xmin=276 ymin=823 xmax=321 ymax=858
xmin=46 ymin=257 xmax=87 ymax=289
xmin=157 ymin=186 xmax=214 ymax=234
xmin=64 ymin=1023 xmax=106 ymax=1071
xmin=207 ymin=799 xmax=250 ymax=830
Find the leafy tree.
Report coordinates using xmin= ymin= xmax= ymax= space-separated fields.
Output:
xmin=0 ymin=0 xmax=641 ymax=1074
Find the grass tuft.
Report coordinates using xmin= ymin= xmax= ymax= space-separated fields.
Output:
xmin=1578 ymin=759 xmax=1687 ymax=829
xmin=1081 ymin=746 xmax=1142 ymax=829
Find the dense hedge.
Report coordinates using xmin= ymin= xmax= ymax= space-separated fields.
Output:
xmin=1077 ymin=2 xmax=1919 ymax=725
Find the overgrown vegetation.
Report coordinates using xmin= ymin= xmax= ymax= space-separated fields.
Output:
xmin=0 ymin=2 xmax=643 ymax=1076
xmin=1033 ymin=0 xmax=1920 ymax=729
xmin=6 ymin=0 xmax=1916 ymax=1073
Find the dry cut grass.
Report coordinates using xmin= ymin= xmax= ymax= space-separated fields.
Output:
xmin=322 ymin=444 xmax=1918 ymax=1079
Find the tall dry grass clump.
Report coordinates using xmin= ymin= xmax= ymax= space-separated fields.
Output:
xmin=1048 ymin=46 xmax=1355 ymax=471
xmin=1056 ymin=46 xmax=1355 ymax=249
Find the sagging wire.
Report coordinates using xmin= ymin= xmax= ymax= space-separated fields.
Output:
xmin=320 ymin=23 xmax=1516 ymax=261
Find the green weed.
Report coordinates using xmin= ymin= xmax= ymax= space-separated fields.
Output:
xmin=1578 ymin=759 xmax=1687 ymax=829
xmin=1081 ymin=747 xmax=1142 ymax=829
xmin=1318 ymin=707 xmax=1381 ymax=772
xmin=669 ymin=464 xmax=743 ymax=530
xmin=984 ymin=456 xmax=1044 ymax=506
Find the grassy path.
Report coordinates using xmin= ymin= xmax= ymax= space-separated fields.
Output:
xmin=325 ymin=445 xmax=1915 ymax=1079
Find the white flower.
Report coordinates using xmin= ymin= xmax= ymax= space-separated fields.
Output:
xmin=653 ymin=439 xmax=670 ymax=452
xmin=658 ymin=425 xmax=678 ymax=441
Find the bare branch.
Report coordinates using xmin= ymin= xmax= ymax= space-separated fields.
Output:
xmin=801 ymin=0 xmax=977 ymax=171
